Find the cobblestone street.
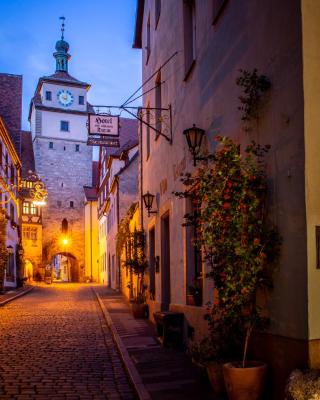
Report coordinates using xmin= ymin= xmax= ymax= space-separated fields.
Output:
xmin=0 ymin=284 xmax=136 ymax=400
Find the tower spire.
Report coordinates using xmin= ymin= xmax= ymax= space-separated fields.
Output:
xmin=60 ymin=16 xmax=65 ymax=40
xmin=53 ymin=17 xmax=71 ymax=73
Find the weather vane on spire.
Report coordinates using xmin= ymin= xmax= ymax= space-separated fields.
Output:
xmin=59 ymin=16 xmax=66 ymax=40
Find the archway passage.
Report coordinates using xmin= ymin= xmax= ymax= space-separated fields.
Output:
xmin=24 ymin=259 xmax=34 ymax=283
xmin=50 ymin=252 xmax=79 ymax=282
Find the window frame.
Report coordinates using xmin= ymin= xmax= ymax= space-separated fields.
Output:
xmin=60 ymin=120 xmax=69 ymax=132
xmin=49 ymin=142 xmax=54 ymax=149
xmin=183 ymin=0 xmax=196 ymax=81
xmin=45 ymin=91 xmax=52 ymax=101
xmin=212 ymin=0 xmax=228 ymax=25
xmin=155 ymin=0 xmax=161 ymax=29
xmin=78 ymin=95 xmax=85 ymax=105
xmin=146 ymin=13 xmax=151 ymax=64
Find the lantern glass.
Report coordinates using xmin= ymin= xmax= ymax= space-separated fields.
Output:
xmin=143 ymin=192 xmax=155 ymax=210
xmin=183 ymin=124 xmax=205 ymax=154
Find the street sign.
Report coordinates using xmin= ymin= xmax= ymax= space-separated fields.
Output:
xmin=88 ymin=114 xmax=119 ymax=136
xmin=87 ymin=136 xmax=120 ymax=147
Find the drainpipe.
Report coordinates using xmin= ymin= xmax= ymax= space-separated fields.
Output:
xmin=139 ymin=117 xmax=144 ymax=230
xmin=116 ymin=177 xmax=121 ymax=291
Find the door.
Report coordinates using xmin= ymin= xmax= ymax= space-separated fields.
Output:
xmin=161 ymin=213 xmax=171 ymax=311
xmin=149 ymin=227 xmax=156 ymax=300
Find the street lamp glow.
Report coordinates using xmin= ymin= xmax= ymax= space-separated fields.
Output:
xmin=32 ymin=200 xmax=47 ymax=206
xmin=62 ymin=238 xmax=69 ymax=245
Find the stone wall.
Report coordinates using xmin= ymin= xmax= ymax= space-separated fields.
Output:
xmin=34 ymin=136 xmax=92 ymax=280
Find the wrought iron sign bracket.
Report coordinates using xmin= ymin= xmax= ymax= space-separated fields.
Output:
xmin=91 ymin=104 xmax=173 ymax=145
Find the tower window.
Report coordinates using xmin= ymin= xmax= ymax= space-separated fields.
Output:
xmin=75 ymin=144 xmax=80 ymax=152
xmin=49 ymin=142 xmax=54 ymax=149
xmin=60 ymin=121 xmax=69 ymax=132
xmin=61 ymin=218 xmax=68 ymax=234
xmin=79 ymin=96 xmax=84 ymax=105
xmin=70 ymin=201 xmax=74 ymax=208
xmin=45 ymin=91 xmax=52 ymax=101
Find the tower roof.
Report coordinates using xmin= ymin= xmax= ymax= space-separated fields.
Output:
xmin=54 ymin=17 xmax=71 ymax=73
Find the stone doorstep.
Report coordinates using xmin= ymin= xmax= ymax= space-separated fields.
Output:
xmin=0 ymin=286 xmax=34 ymax=307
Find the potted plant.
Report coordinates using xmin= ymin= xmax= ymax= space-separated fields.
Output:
xmin=177 ymin=136 xmax=280 ymax=400
xmin=125 ymin=228 xmax=149 ymax=319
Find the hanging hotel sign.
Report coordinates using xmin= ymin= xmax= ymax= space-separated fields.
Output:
xmin=88 ymin=114 xmax=119 ymax=136
xmin=87 ymin=136 xmax=120 ymax=148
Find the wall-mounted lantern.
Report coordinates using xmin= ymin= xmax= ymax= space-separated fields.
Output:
xmin=142 ymin=191 xmax=157 ymax=217
xmin=183 ymin=124 xmax=205 ymax=166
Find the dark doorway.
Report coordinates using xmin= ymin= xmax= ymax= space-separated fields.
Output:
xmin=149 ymin=227 xmax=156 ymax=300
xmin=161 ymin=213 xmax=170 ymax=311
xmin=108 ymin=253 xmax=111 ymax=287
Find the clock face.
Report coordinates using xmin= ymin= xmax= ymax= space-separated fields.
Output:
xmin=57 ymin=89 xmax=74 ymax=107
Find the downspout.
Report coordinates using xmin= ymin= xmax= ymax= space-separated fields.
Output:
xmin=139 ymin=117 xmax=144 ymax=230
xmin=116 ymin=177 xmax=121 ymax=291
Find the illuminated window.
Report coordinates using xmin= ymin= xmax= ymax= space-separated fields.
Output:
xmin=30 ymin=203 xmax=37 ymax=215
xmin=23 ymin=202 xmax=30 ymax=214
xmin=23 ymin=227 xmax=37 ymax=240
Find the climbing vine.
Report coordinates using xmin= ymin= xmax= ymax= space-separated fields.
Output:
xmin=236 ymin=68 xmax=271 ymax=122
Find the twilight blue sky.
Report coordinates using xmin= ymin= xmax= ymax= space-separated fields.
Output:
xmin=0 ymin=0 xmax=142 ymax=130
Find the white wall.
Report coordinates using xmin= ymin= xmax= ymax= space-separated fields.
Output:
xmin=41 ymin=110 xmax=88 ymax=142
xmin=40 ymin=83 xmax=87 ymax=112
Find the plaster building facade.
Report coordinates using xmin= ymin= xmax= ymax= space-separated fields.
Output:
xmin=97 ymin=118 xmax=138 ymax=289
xmin=29 ymin=32 xmax=93 ymax=281
xmin=0 ymin=73 xmax=24 ymax=288
xmin=0 ymin=117 xmax=21 ymax=288
xmin=20 ymin=131 xmax=44 ymax=281
xmin=84 ymin=161 xmax=99 ymax=282
xmin=133 ymin=0 xmax=320 ymax=397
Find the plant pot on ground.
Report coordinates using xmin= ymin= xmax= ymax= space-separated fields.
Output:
xmin=188 ymin=336 xmax=229 ymax=399
xmin=223 ymin=361 xmax=267 ymax=400
xmin=131 ymin=301 xmax=149 ymax=319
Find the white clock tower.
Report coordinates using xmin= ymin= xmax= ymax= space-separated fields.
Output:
xmin=29 ymin=20 xmax=93 ymax=281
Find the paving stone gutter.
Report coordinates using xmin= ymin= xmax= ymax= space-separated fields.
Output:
xmin=0 ymin=286 xmax=34 ymax=307
xmin=93 ymin=289 xmax=152 ymax=400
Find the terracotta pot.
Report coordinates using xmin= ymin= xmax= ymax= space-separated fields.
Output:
xmin=131 ymin=303 xmax=149 ymax=319
xmin=223 ymin=361 xmax=267 ymax=400
xmin=207 ymin=362 xmax=227 ymax=398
